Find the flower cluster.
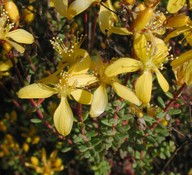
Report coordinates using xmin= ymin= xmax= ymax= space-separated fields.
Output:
xmin=1 ymin=0 xmax=192 ymax=174
xmin=17 ymin=0 xmax=192 ymax=137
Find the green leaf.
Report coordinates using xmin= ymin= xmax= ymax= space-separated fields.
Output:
xmin=83 ymin=112 xmax=89 ymax=121
xmin=157 ymin=96 xmax=166 ymax=109
xmin=165 ymin=91 xmax=173 ymax=99
xmin=101 ymin=119 xmax=113 ymax=127
xmin=113 ymin=100 xmax=122 ymax=106
xmin=167 ymin=109 xmax=182 ymax=115
xmin=61 ymin=147 xmax=72 ymax=153
xmin=103 ymin=130 xmax=116 ymax=136
xmin=79 ymin=145 xmax=89 ymax=152
xmin=30 ymin=118 xmax=42 ymax=123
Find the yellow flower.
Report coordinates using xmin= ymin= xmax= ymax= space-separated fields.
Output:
xmin=90 ymin=56 xmax=141 ymax=118
xmin=0 ymin=9 xmax=34 ymax=53
xmin=18 ymin=61 xmax=97 ymax=136
xmin=164 ymin=17 xmax=192 ymax=46
xmin=131 ymin=3 xmax=166 ymax=35
xmin=50 ymin=35 xmax=91 ymax=67
xmin=25 ymin=148 xmax=64 ymax=175
xmin=53 ymin=0 xmax=100 ymax=20
xmin=98 ymin=0 xmax=132 ymax=36
xmin=105 ymin=33 xmax=169 ymax=104
xmin=171 ymin=50 xmax=192 ymax=86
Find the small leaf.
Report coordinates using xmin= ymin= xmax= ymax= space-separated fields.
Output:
xmin=30 ymin=118 xmax=42 ymax=123
xmin=83 ymin=112 xmax=89 ymax=121
xmin=168 ymin=109 xmax=182 ymax=115
xmin=101 ymin=119 xmax=113 ymax=127
xmin=61 ymin=147 xmax=72 ymax=153
xmin=157 ymin=96 xmax=166 ymax=109
xmin=165 ymin=91 xmax=173 ymax=99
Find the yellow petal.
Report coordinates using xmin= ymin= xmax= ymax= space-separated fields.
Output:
xmin=68 ymin=74 xmax=97 ymax=87
xmin=90 ymin=84 xmax=108 ymax=118
xmin=17 ymin=83 xmax=57 ymax=99
xmin=111 ymin=81 xmax=141 ymax=106
xmin=69 ymin=0 xmax=96 ymax=17
xmin=98 ymin=0 xmax=130 ymax=36
xmin=98 ymin=6 xmax=114 ymax=36
xmin=165 ymin=15 xmax=189 ymax=28
xmin=110 ymin=26 xmax=132 ymax=35
xmin=38 ymin=70 xmax=60 ymax=84
xmin=104 ymin=58 xmax=140 ymax=77
xmin=132 ymin=7 xmax=153 ymax=32
xmin=135 ymin=71 xmax=152 ymax=104
xmin=6 ymin=40 xmax=25 ymax=53
xmin=41 ymin=148 xmax=47 ymax=164
xmin=133 ymin=33 xmax=148 ymax=61
xmin=0 ymin=60 xmax=12 ymax=71
xmin=167 ymin=0 xmax=186 ymax=13
xmin=184 ymin=31 xmax=192 ymax=46
xmin=6 ymin=29 xmax=34 ymax=44
xmin=155 ymin=69 xmax=169 ymax=92
xmin=54 ymin=97 xmax=73 ymax=136
xmin=68 ymin=49 xmax=91 ymax=75
xmin=184 ymin=60 xmax=192 ymax=85
xmin=171 ymin=50 xmax=192 ymax=67
xmin=152 ymin=37 xmax=168 ymax=64
xmin=70 ymin=89 xmax=93 ymax=104
xmin=164 ymin=28 xmax=189 ymax=43
xmin=53 ymin=0 xmax=75 ymax=19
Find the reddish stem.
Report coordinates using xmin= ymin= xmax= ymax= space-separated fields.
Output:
xmin=164 ymin=83 xmax=187 ymax=113
xmin=30 ymin=99 xmax=66 ymax=141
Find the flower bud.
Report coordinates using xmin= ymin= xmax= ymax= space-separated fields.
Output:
xmin=165 ymin=15 xmax=189 ymax=28
xmin=132 ymin=7 xmax=153 ymax=32
xmin=22 ymin=142 xmax=29 ymax=152
xmin=4 ymin=1 xmax=19 ymax=23
xmin=22 ymin=5 xmax=35 ymax=24
xmin=30 ymin=156 xmax=39 ymax=166
xmin=32 ymin=136 xmax=40 ymax=144
xmin=53 ymin=158 xmax=63 ymax=167
xmin=2 ymin=42 xmax=12 ymax=52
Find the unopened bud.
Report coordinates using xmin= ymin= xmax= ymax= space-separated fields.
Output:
xmin=32 ymin=136 xmax=40 ymax=144
xmin=53 ymin=158 xmax=63 ymax=167
xmin=132 ymin=7 xmax=153 ymax=32
xmin=30 ymin=156 xmax=39 ymax=166
xmin=22 ymin=142 xmax=29 ymax=152
xmin=2 ymin=42 xmax=12 ymax=52
xmin=22 ymin=5 xmax=35 ymax=24
xmin=4 ymin=1 xmax=19 ymax=23
xmin=165 ymin=15 xmax=189 ymax=28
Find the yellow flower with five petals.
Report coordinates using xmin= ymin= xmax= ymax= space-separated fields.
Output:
xmin=105 ymin=33 xmax=169 ymax=104
xmin=0 ymin=9 xmax=34 ymax=53
xmin=17 ymin=60 xmax=97 ymax=136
